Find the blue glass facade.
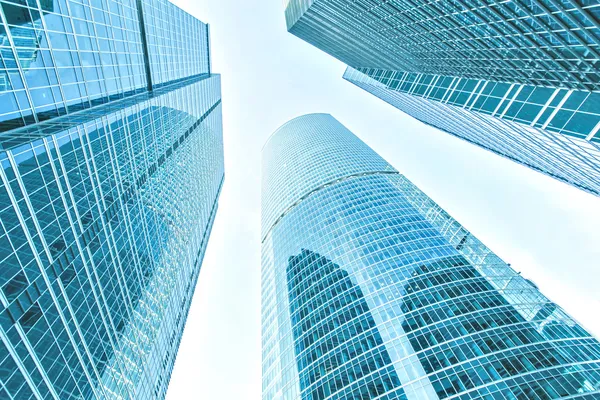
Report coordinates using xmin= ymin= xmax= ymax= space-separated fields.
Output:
xmin=0 ymin=1 xmax=223 ymax=399
xmin=284 ymin=0 xmax=600 ymax=196
xmin=0 ymin=0 xmax=211 ymax=132
xmin=261 ymin=114 xmax=600 ymax=400
xmin=343 ymin=68 xmax=600 ymax=196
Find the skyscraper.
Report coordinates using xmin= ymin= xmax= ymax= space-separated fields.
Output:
xmin=0 ymin=1 xmax=223 ymax=398
xmin=261 ymin=114 xmax=600 ymax=400
xmin=284 ymin=1 xmax=600 ymax=196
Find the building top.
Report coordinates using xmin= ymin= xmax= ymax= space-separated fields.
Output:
xmin=261 ymin=113 xmax=395 ymax=240
xmin=140 ymin=0 xmax=211 ymax=86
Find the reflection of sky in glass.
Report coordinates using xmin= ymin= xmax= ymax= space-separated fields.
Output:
xmin=262 ymin=114 xmax=600 ymax=400
xmin=283 ymin=0 xmax=600 ymax=198
xmin=0 ymin=0 xmax=224 ymax=398
xmin=0 ymin=0 xmax=148 ymax=130
xmin=343 ymin=68 xmax=600 ymax=198
xmin=0 ymin=72 xmax=224 ymax=399
xmin=0 ymin=0 xmax=213 ymax=133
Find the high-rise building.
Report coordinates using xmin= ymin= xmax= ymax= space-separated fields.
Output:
xmin=284 ymin=1 xmax=600 ymax=196
xmin=0 ymin=1 xmax=223 ymax=398
xmin=261 ymin=113 xmax=600 ymax=400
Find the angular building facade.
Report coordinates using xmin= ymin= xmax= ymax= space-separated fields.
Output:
xmin=0 ymin=1 xmax=223 ymax=399
xmin=284 ymin=1 xmax=600 ymax=196
xmin=261 ymin=114 xmax=600 ymax=400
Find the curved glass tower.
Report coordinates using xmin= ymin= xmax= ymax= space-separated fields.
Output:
xmin=261 ymin=114 xmax=600 ymax=400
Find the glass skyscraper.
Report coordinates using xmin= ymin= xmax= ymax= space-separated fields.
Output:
xmin=0 ymin=0 xmax=223 ymax=399
xmin=283 ymin=1 xmax=600 ymax=196
xmin=261 ymin=114 xmax=600 ymax=400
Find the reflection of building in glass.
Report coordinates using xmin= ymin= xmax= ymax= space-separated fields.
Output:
xmin=0 ymin=1 xmax=223 ymax=399
xmin=1 ymin=0 xmax=209 ymax=131
xmin=287 ymin=249 xmax=407 ymax=400
xmin=0 ymin=1 xmax=53 ymax=91
xmin=261 ymin=114 xmax=600 ymax=400
xmin=401 ymin=256 xmax=596 ymax=398
xmin=284 ymin=1 xmax=600 ymax=196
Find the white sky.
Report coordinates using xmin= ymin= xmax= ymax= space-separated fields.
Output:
xmin=165 ymin=1 xmax=600 ymax=399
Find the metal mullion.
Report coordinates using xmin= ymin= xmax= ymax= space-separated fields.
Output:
xmin=507 ymin=120 xmax=600 ymax=184
xmin=498 ymin=85 xmax=524 ymax=118
xmin=384 ymin=70 xmax=399 ymax=87
xmin=586 ymin=122 xmax=600 ymax=142
xmin=491 ymin=84 xmax=515 ymax=115
xmin=542 ymin=89 xmax=573 ymax=129
xmin=472 ymin=0 xmax=586 ymax=88
xmin=430 ymin=0 xmax=536 ymax=85
xmin=148 ymin=168 xmax=187 ymax=390
xmin=530 ymin=89 xmax=562 ymax=128
xmin=384 ymin=1 xmax=493 ymax=74
xmin=444 ymin=3 xmax=527 ymax=72
xmin=545 ymin=0 xmax=600 ymax=47
xmin=533 ymin=122 xmax=600 ymax=172
xmin=406 ymin=73 xmax=420 ymax=94
xmin=423 ymin=75 xmax=442 ymax=98
xmin=441 ymin=77 xmax=460 ymax=103
xmin=491 ymin=124 xmax=576 ymax=184
xmin=116 ymin=109 xmax=160 ymax=384
xmin=0 ymin=277 xmax=45 ymax=400
xmin=0 ymin=378 xmax=15 ymax=400
xmin=122 ymin=1 xmax=147 ymax=91
xmin=67 ymin=133 xmax=123 ymax=339
xmin=7 ymin=181 xmax=101 ymax=400
xmin=76 ymin=122 xmax=140 ymax=398
xmin=444 ymin=360 xmax=599 ymax=400
xmin=566 ymin=0 xmax=600 ymax=32
xmin=102 ymin=117 xmax=146 ymax=311
xmin=513 ymin=0 xmax=600 ymax=63
xmin=414 ymin=94 xmax=584 ymax=186
xmin=463 ymin=79 xmax=484 ymax=108
xmin=162 ymin=124 xmax=197 ymax=320
xmin=84 ymin=131 xmax=145 ymax=395
xmin=340 ymin=1 xmax=457 ymax=70
xmin=0 ymin=6 xmax=39 ymax=125
xmin=325 ymin=2 xmax=417 ymax=71
xmin=33 ymin=0 xmax=70 ymax=121
xmin=103 ymin=1 xmax=126 ymax=98
xmin=0 ymin=157 xmax=95 ymax=400
xmin=85 ymin=0 xmax=111 ymax=98
xmin=36 ymin=143 xmax=112 ymax=399
xmin=61 ymin=0 xmax=94 ymax=111
xmin=0 ymin=329 xmax=44 ymax=400
xmin=396 ymin=0 xmax=493 ymax=76
xmin=134 ymin=0 xmax=153 ymax=91
xmin=46 ymin=135 xmax=125 ymax=398
xmin=135 ymin=102 xmax=159 ymax=257
xmin=404 ymin=10 xmax=492 ymax=76
xmin=68 ymin=127 xmax=140 ymax=384
xmin=465 ymin=1 xmax=558 ymax=73
xmin=78 ymin=122 xmax=135 ymax=321
xmin=417 ymin=4 xmax=495 ymax=54
xmin=498 ymin=0 xmax=598 ymax=87
xmin=120 ymin=108 xmax=156 ymax=282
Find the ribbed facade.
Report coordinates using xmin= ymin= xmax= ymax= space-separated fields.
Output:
xmin=284 ymin=0 xmax=600 ymax=196
xmin=0 ymin=1 xmax=223 ymax=399
xmin=261 ymin=114 xmax=600 ymax=400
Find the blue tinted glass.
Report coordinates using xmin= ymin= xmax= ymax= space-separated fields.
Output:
xmin=0 ymin=1 xmax=223 ymax=398
xmin=262 ymin=115 xmax=600 ymax=400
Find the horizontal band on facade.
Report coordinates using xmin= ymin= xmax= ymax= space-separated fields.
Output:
xmin=261 ymin=170 xmax=400 ymax=243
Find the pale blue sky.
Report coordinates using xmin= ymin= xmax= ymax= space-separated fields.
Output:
xmin=165 ymin=1 xmax=600 ymax=399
